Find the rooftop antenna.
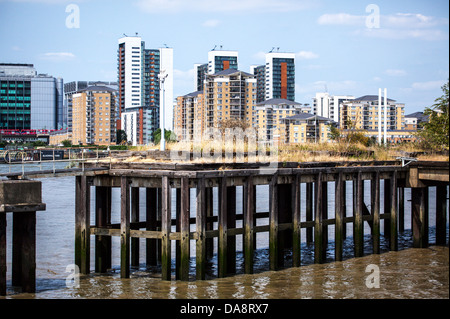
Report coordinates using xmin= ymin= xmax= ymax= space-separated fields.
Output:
xmin=135 ymin=32 xmax=138 ymax=36
xmin=212 ymin=45 xmax=217 ymax=51
xmin=277 ymin=47 xmax=280 ymax=52
xmin=219 ymin=45 xmax=223 ymax=50
xmin=123 ymin=33 xmax=127 ymax=37
xmin=269 ymin=47 xmax=275 ymax=53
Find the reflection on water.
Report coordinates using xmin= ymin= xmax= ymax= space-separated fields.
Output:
xmin=0 ymin=163 xmax=448 ymax=299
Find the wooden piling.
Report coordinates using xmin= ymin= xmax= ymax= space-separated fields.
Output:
xmin=269 ymin=174 xmax=279 ymax=270
xmin=146 ymin=188 xmax=158 ymax=266
xmin=161 ymin=176 xmax=172 ymax=280
xmin=277 ymin=183 xmax=292 ymax=268
xmin=398 ymin=187 xmax=405 ymax=232
xmin=0 ymin=213 xmax=5 ymax=295
xmin=75 ymin=175 xmax=90 ymax=275
xmin=354 ymin=171 xmax=364 ymax=257
xmin=321 ymin=181 xmax=328 ymax=261
xmin=292 ymin=174 xmax=301 ymax=267
xmin=412 ymin=187 xmax=429 ymax=248
xmin=120 ymin=176 xmax=130 ymax=278
xmin=227 ymin=186 xmax=237 ymax=275
xmin=205 ymin=187 xmax=214 ymax=259
xmin=335 ymin=172 xmax=344 ymax=261
xmin=384 ymin=178 xmax=391 ymax=240
xmin=390 ymin=170 xmax=398 ymax=251
xmin=371 ymin=172 xmax=380 ymax=254
xmin=436 ymin=185 xmax=448 ymax=246
xmin=196 ymin=178 xmax=206 ymax=280
xmin=305 ymin=182 xmax=313 ymax=244
xmin=243 ymin=176 xmax=254 ymax=274
xmin=314 ymin=172 xmax=324 ymax=264
xmin=179 ymin=177 xmax=190 ymax=281
xmin=218 ymin=177 xmax=228 ymax=278
xmin=131 ymin=187 xmax=140 ymax=268
xmin=95 ymin=186 xmax=111 ymax=273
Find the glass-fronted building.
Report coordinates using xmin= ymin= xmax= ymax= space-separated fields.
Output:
xmin=0 ymin=63 xmax=64 ymax=130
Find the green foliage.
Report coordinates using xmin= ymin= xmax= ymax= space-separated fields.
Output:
xmin=153 ymin=128 xmax=177 ymax=145
xmin=109 ymin=145 xmax=128 ymax=150
xmin=116 ymin=129 xmax=127 ymax=145
xmin=61 ymin=139 xmax=72 ymax=147
xmin=417 ymin=80 xmax=449 ymax=151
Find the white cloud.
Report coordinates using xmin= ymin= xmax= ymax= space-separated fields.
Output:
xmin=411 ymin=80 xmax=445 ymax=91
xmin=317 ymin=13 xmax=365 ymax=26
xmin=202 ymin=19 xmax=221 ymax=27
xmin=135 ymin=0 xmax=315 ymax=13
xmin=385 ymin=69 xmax=407 ymax=77
xmin=39 ymin=52 xmax=76 ymax=61
xmin=11 ymin=46 xmax=21 ymax=51
xmin=296 ymin=51 xmax=319 ymax=60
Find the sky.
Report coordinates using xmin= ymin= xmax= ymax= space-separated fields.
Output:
xmin=0 ymin=0 xmax=448 ymax=128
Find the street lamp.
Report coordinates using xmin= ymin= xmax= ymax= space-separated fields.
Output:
xmin=158 ymin=70 xmax=168 ymax=151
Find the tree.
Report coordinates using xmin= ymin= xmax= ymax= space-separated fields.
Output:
xmin=417 ymin=80 xmax=449 ymax=151
xmin=116 ymin=129 xmax=127 ymax=145
xmin=61 ymin=139 xmax=72 ymax=147
xmin=153 ymin=128 xmax=177 ymax=145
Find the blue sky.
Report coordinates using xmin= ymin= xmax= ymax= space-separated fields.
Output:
xmin=0 ymin=0 xmax=448 ymax=119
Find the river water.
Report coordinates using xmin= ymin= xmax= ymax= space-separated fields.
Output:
xmin=0 ymin=162 xmax=448 ymax=299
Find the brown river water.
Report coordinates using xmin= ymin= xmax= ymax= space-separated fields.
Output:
xmin=0 ymin=163 xmax=448 ymax=300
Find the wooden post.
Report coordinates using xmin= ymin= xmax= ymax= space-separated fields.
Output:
xmin=0 ymin=213 xmax=5 ymax=295
xmin=321 ymin=180 xmax=328 ymax=261
xmin=146 ymin=188 xmax=158 ymax=266
xmin=175 ymin=188 xmax=181 ymax=280
xmin=131 ymin=187 xmax=140 ymax=268
xmin=269 ymin=174 xmax=279 ymax=270
xmin=120 ymin=176 xmax=130 ymax=278
xmin=305 ymin=182 xmax=313 ymax=244
xmin=342 ymin=181 xmax=347 ymax=239
xmin=277 ymin=183 xmax=292 ymax=268
xmin=12 ymin=211 xmax=36 ymax=293
xmin=354 ymin=171 xmax=364 ymax=257
xmin=226 ymin=186 xmax=236 ymax=275
xmin=398 ymin=187 xmax=405 ymax=232
xmin=436 ymin=185 xmax=448 ymax=246
xmin=243 ymin=176 xmax=254 ymax=274
xmin=335 ymin=172 xmax=344 ymax=261
xmin=371 ymin=172 xmax=381 ymax=254
xmin=95 ymin=186 xmax=111 ymax=273
xmin=218 ymin=177 xmax=228 ymax=278
xmin=390 ymin=170 xmax=398 ymax=251
xmin=292 ymin=174 xmax=301 ymax=267
xmin=161 ymin=176 xmax=172 ymax=280
xmin=196 ymin=178 xmax=206 ymax=280
xmin=75 ymin=175 xmax=90 ymax=275
xmin=384 ymin=178 xmax=391 ymax=240
xmin=205 ymin=187 xmax=214 ymax=259
xmin=412 ymin=187 xmax=428 ymax=248
xmin=314 ymin=172 xmax=324 ymax=264
xmin=180 ymin=177 xmax=190 ymax=281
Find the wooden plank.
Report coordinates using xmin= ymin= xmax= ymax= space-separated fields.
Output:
xmin=146 ymin=188 xmax=158 ymax=266
xmin=292 ymin=174 xmax=301 ymax=267
xmin=269 ymin=173 xmax=279 ymax=270
xmin=161 ymin=176 xmax=172 ymax=280
xmin=335 ymin=172 xmax=344 ymax=262
xmin=390 ymin=170 xmax=398 ymax=251
xmin=120 ymin=176 xmax=130 ymax=278
xmin=371 ymin=172 xmax=381 ymax=254
xmin=354 ymin=171 xmax=364 ymax=257
xmin=436 ymin=185 xmax=448 ymax=246
xmin=218 ymin=177 xmax=228 ymax=278
xmin=0 ymin=213 xmax=6 ymax=295
xmin=131 ymin=187 xmax=140 ymax=268
xmin=243 ymin=175 xmax=254 ymax=274
xmin=314 ymin=172 xmax=324 ymax=264
xmin=196 ymin=178 xmax=206 ymax=280
xmin=179 ymin=177 xmax=190 ymax=281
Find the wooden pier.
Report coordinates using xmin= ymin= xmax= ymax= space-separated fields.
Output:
xmin=72 ymin=160 xmax=448 ymax=281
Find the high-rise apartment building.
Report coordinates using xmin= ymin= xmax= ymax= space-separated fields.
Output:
xmin=339 ymin=95 xmax=405 ymax=131
xmin=71 ymin=85 xmax=117 ymax=145
xmin=118 ymin=35 xmax=173 ymax=145
xmin=194 ymin=50 xmax=238 ymax=91
xmin=0 ymin=63 xmax=63 ymax=131
xmin=174 ymin=90 xmax=204 ymax=141
xmin=313 ymin=92 xmax=355 ymax=124
xmin=251 ymin=52 xmax=295 ymax=103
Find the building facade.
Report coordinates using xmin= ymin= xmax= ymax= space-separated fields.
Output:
xmin=71 ymin=85 xmax=117 ymax=145
xmin=0 ymin=63 xmax=64 ymax=131
xmin=118 ymin=35 xmax=173 ymax=145
xmin=282 ymin=113 xmax=334 ymax=144
xmin=251 ymin=52 xmax=295 ymax=102
xmin=313 ymin=92 xmax=355 ymax=124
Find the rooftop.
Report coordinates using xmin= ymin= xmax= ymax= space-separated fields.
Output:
xmin=353 ymin=95 xmax=397 ymax=102
xmin=256 ymin=98 xmax=303 ymax=107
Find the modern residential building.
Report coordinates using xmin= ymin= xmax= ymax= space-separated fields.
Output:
xmin=174 ymin=90 xmax=204 ymax=141
xmin=255 ymin=98 xmax=311 ymax=142
xmin=282 ymin=113 xmax=334 ymax=144
xmin=71 ymin=85 xmax=117 ymax=145
xmin=0 ymin=63 xmax=64 ymax=131
xmin=313 ymin=92 xmax=355 ymax=124
xmin=64 ymin=80 xmax=117 ymax=133
xmin=251 ymin=52 xmax=295 ymax=102
xmin=194 ymin=49 xmax=238 ymax=91
xmin=339 ymin=95 xmax=405 ymax=132
xmin=118 ymin=35 xmax=173 ymax=145
xmin=404 ymin=111 xmax=428 ymax=130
